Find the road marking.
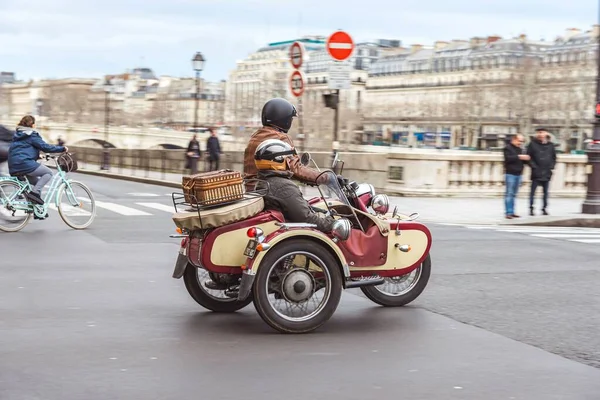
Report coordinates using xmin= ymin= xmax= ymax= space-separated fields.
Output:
xmin=136 ymin=202 xmax=174 ymax=213
xmin=530 ymin=234 xmax=600 ymax=238
xmin=128 ymin=193 xmax=160 ymax=197
xmin=48 ymin=203 xmax=92 ymax=216
xmin=80 ymin=198 xmax=151 ymax=216
xmin=459 ymin=224 xmax=600 ymax=244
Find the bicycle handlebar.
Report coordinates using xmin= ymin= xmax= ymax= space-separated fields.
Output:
xmin=41 ymin=152 xmax=70 ymax=161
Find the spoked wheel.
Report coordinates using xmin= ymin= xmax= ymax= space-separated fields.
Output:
xmin=361 ymin=254 xmax=431 ymax=307
xmin=183 ymin=263 xmax=253 ymax=313
xmin=57 ymin=181 xmax=96 ymax=230
xmin=0 ymin=181 xmax=32 ymax=233
xmin=253 ymin=239 xmax=343 ymax=334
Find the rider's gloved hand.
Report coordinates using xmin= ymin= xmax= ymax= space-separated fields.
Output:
xmin=316 ymin=174 xmax=330 ymax=185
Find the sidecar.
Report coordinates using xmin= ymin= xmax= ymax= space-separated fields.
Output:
xmin=170 ymin=171 xmax=432 ymax=334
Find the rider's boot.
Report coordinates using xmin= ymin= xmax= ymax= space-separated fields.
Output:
xmin=25 ymin=191 xmax=44 ymax=205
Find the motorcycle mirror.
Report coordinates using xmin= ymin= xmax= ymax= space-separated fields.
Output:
xmin=331 ymin=152 xmax=339 ymax=169
xmin=300 ymin=152 xmax=311 ymax=166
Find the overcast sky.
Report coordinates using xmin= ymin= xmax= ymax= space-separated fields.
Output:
xmin=1 ymin=0 xmax=598 ymax=82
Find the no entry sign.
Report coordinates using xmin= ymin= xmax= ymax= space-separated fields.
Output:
xmin=290 ymin=70 xmax=305 ymax=97
xmin=326 ymin=30 xmax=355 ymax=61
xmin=289 ymin=41 xmax=304 ymax=69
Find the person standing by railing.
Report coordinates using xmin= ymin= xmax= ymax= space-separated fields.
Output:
xmin=206 ymin=128 xmax=221 ymax=171
xmin=503 ymin=133 xmax=530 ymax=219
xmin=185 ymin=134 xmax=202 ymax=174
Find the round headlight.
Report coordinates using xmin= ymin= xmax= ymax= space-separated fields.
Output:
xmin=331 ymin=219 xmax=351 ymax=241
xmin=371 ymin=194 xmax=389 ymax=215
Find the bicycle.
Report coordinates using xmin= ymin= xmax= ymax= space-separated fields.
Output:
xmin=0 ymin=153 xmax=96 ymax=232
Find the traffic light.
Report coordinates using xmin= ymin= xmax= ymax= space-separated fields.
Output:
xmin=323 ymin=93 xmax=339 ymax=110
xmin=595 ymin=102 xmax=600 ymax=118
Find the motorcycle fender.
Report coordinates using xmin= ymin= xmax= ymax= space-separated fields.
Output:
xmin=246 ymin=229 xmax=350 ymax=277
xmin=172 ymin=244 xmax=188 ymax=279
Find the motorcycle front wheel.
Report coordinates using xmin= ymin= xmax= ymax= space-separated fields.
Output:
xmin=361 ymin=254 xmax=431 ymax=307
xmin=252 ymin=239 xmax=343 ymax=334
xmin=183 ymin=263 xmax=253 ymax=313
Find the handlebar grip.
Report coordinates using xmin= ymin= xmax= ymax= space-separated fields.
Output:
xmin=311 ymin=206 xmax=329 ymax=214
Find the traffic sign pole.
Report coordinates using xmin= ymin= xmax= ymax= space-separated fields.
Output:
xmin=325 ymin=30 xmax=354 ymax=161
xmin=289 ymin=42 xmax=306 ymax=153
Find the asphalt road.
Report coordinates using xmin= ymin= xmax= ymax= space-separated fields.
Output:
xmin=1 ymin=173 xmax=599 ymax=400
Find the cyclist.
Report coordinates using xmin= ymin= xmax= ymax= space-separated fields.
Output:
xmin=7 ymin=115 xmax=67 ymax=206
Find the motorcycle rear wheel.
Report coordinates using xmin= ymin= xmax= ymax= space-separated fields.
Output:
xmin=183 ymin=263 xmax=253 ymax=313
xmin=361 ymin=254 xmax=431 ymax=307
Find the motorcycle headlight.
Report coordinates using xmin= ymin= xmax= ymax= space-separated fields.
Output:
xmin=331 ymin=219 xmax=351 ymax=241
xmin=371 ymin=194 xmax=389 ymax=215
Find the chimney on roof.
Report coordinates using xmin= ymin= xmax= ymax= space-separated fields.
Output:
xmin=410 ymin=44 xmax=423 ymax=53
xmin=434 ymin=41 xmax=449 ymax=50
xmin=565 ymin=27 xmax=581 ymax=40
xmin=469 ymin=36 xmax=486 ymax=48
xmin=487 ymin=35 xmax=501 ymax=44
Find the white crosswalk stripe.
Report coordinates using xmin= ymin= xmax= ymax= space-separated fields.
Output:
xmin=80 ymin=198 xmax=152 ymax=216
xmin=444 ymin=223 xmax=600 ymax=244
xmin=136 ymin=202 xmax=174 ymax=213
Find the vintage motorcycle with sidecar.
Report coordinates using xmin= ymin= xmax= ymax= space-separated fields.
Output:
xmin=169 ymin=153 xmax=432 ymax=334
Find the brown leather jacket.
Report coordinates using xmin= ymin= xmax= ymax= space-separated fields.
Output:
xmin=243 ymin=126 xmax=320 ymax=189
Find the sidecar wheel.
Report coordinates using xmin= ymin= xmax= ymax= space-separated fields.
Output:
xmin=361 ymin=254 xmax=431 ymax=307
xmin=253 ymin=239 xmax=343 ymax=334
xmin=183 ymin=263 xmax=252 ymax=313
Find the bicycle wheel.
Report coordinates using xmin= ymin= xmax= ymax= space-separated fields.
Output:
xmin=0 ymin=181 xmax=32 ymax=232
xmin=57 ymin=180 xmax=96 ymax=230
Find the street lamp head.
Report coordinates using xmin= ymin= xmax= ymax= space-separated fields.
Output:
xmin=192 ymin=52 xmax=205 ymax=72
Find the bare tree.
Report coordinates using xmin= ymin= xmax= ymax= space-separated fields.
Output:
xmin=42 ymin=83 xmax=91 ymax=123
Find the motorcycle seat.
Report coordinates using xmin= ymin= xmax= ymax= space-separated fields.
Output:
xmin=172 ymin=195 xmax=265 ymax=231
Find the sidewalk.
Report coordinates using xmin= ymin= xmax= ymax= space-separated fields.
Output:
xmin=74 ymin=164 xmax=596 ymax=226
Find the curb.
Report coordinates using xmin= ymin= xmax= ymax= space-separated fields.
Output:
xmin=75 ymin=168 xmax=181 ymax=188
xmin=500 ymin=216 xmax=600 ymax=228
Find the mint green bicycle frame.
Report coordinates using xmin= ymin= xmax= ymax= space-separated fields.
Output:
xmin=0 ymin=161 xmax=79 ymax=218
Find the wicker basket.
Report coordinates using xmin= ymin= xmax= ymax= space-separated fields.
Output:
xmin=182 ymin=169 xmax=244 ymax=206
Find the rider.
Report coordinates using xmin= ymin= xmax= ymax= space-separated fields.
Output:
xmin=254 ymin=139 xmax=338 ymax=233
xmin=8 ymin=115 xmax=67 ymax=206
xmin=243 ymin=98 xmax=323 ymax=190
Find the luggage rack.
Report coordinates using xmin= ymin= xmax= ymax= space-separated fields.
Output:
xmin=171 ymin=178 xmax=270 ymax=223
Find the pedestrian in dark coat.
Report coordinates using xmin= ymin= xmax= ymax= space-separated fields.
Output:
xmin=527 ymin=128 xmax=557 ymax=215
xmin=206 ymin=128 xmax=222 ymax=171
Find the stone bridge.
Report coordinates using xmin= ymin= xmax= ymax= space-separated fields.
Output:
xmin=0 ymin=121 xmax=246 ymax=152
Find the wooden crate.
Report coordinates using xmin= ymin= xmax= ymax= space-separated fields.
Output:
xmin=182 ymin=169 xmax=244 ymax=206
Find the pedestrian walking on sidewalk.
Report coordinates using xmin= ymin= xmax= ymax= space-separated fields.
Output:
xmin=527 ymin=127 xmax=556 ymax=216
xmin=206 ymin=128 xmax=222 ymax=171
xmin=503 ymin=133 xmax=530 ymax=219
xmin=185 ymin=134 xmax=202 ymax=174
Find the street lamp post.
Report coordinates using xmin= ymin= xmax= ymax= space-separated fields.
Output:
xmin=101 ymin=78 xmax=111 ymax=171
xmin=192 ymin=52 xmax=205 ymax=130
xmin=582 ymin=4 xmax=600 ymax=214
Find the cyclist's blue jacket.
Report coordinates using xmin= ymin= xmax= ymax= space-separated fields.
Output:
xmin=8 ymin=126 xmax=65 ymax=175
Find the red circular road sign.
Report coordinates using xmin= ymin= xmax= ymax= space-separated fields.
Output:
xmin=289 ymin=41 xmax=304 ymax=69
xmin=289 ymin=70 xmax=305 ymax=97
xmin=326 ymin=30 xmax=355 ymax=61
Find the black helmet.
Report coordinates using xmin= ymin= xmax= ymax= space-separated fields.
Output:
xmin=261 ymin=98 xmax=297 ymax=133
